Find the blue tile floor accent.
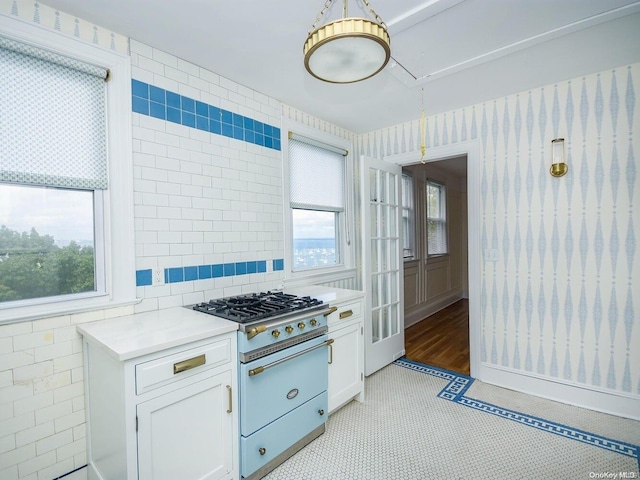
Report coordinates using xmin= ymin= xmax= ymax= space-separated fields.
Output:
xmin=394 ymin=358 xmax=640 ymax=466
xmin=131 ymin=79 xmax=281 ymax=151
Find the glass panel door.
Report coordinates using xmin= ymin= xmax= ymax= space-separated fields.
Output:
xmin=361 ymin=156 xmax=404 ymax=376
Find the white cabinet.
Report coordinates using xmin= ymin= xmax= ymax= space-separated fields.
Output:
xmin=77 ymin=308 xmax=239 ymax=480
xmin=137 ymin=370 xmax=233 ymax=480
xmin=326 ymin=298 xmax=365 ymax=414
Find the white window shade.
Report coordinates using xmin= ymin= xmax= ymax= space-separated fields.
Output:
xmin=289 ymin=136 xmax=345 ymax=211
xmin=0 ymin=36 xmax=108 ymax=190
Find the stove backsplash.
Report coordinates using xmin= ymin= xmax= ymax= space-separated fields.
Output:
xmin=130 ymin=41 xmax=357 ymax=314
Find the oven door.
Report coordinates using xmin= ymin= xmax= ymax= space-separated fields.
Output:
xmin=239 ymin=334 xmax=329 ymax=436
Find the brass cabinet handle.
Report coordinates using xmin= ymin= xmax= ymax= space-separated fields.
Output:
xmin=328 ymin=338 xmax=334 ymax=364
xmin=339 ymin=309 xmax=353 ymax=319
xmin=318 ymin=409 xmax=325 ymax=416
xmin=226 ymin=385 xmax=232 ymax=413
xmin=259 ymin=447 xmax=266 ymax=456
xmin=248 ymin=339 xmax=334 ymax=376
xmin=247 ymin=325 xmax=267 ymax=340
xmin=173 ymin=354 xmax=206 ymax=374
xmin=323 ymin=306 xmax=338 ymax=317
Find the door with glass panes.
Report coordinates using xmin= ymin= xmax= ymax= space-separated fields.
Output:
xmin=361 ymin=156 xmax=404 ymax=376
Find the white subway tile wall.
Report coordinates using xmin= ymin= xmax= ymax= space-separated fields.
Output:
xmin=0 ymin=306 xmax=134 ymax=480
xmin=130 ymin=38 xmax=288 ymax=312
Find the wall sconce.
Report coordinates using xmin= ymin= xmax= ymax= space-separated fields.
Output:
xmin=550 ymin=138 xmax=568 ymax=177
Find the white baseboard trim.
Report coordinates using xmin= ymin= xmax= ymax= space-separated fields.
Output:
xmin=478 ymin=363 xmax=640 ymax=421
xmin=404 ymin=290 xmax=463 ymax=328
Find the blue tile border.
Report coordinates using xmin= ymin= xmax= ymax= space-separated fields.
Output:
xmin=135 ymin=258 xmax=283 ymax=286
xmin=131 ymin=79 xmax=281 ymax=151
xmin=394 ymin=358 xmax=640 ymax=467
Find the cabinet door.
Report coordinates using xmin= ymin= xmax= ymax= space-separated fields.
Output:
xmin=328 ymin=322 xmax=363 ymax=413
xmin=137 ymin=371 xmax=233 ymax=480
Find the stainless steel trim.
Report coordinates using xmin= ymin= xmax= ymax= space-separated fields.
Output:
xmin=237 ymin=305 xmax=331 ymax=333
xmin=239 ymin=326 xmax=328 ymax=363
xmin=248 ymin=338 xmax=333 ymax=376
xmin=242 ymin=424 xmax=325 ymax=480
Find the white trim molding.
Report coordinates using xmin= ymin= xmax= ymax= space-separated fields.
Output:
xmin=480 ymin=363 xmax=640 ymax=421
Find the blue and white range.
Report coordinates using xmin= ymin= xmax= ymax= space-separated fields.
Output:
xmin=193 ymin=292 xmax=332 ymax=479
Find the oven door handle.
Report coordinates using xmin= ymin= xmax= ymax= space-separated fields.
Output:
xmin=248 ymin=338 xmax=334 ymax=376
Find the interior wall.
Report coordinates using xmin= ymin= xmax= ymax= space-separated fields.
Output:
xmin=402 ymin=161 xmax=469 ymax=327
xmin=360 ymin=63 xmax=640 ymax=416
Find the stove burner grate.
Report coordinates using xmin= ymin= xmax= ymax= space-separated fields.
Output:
xmin=192 ymin=291 xmax=323 ymax=323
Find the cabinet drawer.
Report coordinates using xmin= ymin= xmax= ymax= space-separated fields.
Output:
xmin=136 ymin=339 xmax=231 ymax=395
xmin=241 ymin=391 xmax=327 ymax=478
xmin=324 ymin=301 xmax=362 ymax=326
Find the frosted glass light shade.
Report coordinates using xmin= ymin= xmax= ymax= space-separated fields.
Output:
xmin=304 ymin=18 xmax=390 ymax=83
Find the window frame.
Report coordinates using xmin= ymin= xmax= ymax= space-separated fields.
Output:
xmin=282 ymin=119 xmax=355 ymax=283
xmin=426 ymin=179 xmax=448 ymax=257
xmin=0 ymin=16 xmax=136 ymax=324
xmin=401 ymin=172 xmax=415 ymax=260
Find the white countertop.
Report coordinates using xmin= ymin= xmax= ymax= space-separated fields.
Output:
xmin=284 ymin=285 xmax=364 ymax=304
xmin=77 ymin=306 xmax=238 ymax=361
xmin=77 ymin=287 xmax=363 ymax=362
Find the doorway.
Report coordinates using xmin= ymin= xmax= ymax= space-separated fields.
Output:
xmin=400 ymin=154 xmax=471 ymax=376
xmin=383 ymin=139 xmax=481 ymax=378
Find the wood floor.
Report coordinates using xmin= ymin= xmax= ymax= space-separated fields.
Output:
xmin=404 ymin=299 xmax=470 ymax=376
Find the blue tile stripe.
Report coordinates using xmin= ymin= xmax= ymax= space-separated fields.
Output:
xmin=135 ymin=259 xmax=283 ymax=286
xmin=131 ymin=79 xmax=281 ymax=151
xmin=394 ymin=358 xmax=640 ymax=465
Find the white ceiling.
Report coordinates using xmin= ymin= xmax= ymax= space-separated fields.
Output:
xmin=43 ymin=0 xmax=640 ymax=133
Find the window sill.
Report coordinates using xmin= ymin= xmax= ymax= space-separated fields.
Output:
xmin=284 ymin=267 xmax=357 ymax=288
xmin=0 ymin=295 xmax=141 ymax=325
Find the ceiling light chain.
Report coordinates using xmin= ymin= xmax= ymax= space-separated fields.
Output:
xmin=309 ymin=0 xmax=335 ymax=34
xmin=360 ymin=0 xmax=387 ymax=29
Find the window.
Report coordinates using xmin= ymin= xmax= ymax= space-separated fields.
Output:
xmin=287 ymin=133 xmax=347 ymax=272
xmin=401 ymin=173 xmax=415 ymax=259
xmin=0 ymin=36 xmax=107 ymax=306
xmin=426 ymin=180 xmax=447 ymax=256
xmin=0 ymin=18 xmax=135 ymax=323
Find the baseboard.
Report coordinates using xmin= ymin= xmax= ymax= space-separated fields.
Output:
xmin=404 ymin=290 xmax=463 ymax=328
xmin=478 ymin=363 xmax=640 ymax=421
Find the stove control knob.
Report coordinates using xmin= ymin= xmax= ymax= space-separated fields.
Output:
xmin=272 ymin=329 xmax=280 ymax=339
xmin=310 ymin=319 xmax=318 ymax=327
xmin=285 ymin=325 xmax=294 ymax=334
xmin=298 ymin=322 xmax=305 ymax=330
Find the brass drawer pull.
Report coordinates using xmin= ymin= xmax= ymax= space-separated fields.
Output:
xmin=173 ymin=354 xmax=206 ymax=374
xmin=323 ymin=306 xmax=338 ymax=317
xmin=339 ymin=309 xmax=353 ymax=319
xmin=226 ymin=385 xmax=232 ymax=413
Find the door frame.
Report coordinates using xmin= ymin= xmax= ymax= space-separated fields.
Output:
xmin=383 ymin=140 xmax=481 ymax=378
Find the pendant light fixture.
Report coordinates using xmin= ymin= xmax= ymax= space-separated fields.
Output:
xmin=304 ymin=0 xmax=391 ymax=84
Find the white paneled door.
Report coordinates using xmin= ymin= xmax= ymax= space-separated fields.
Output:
xmin=361 ymin=156 xmax=404 ymax=376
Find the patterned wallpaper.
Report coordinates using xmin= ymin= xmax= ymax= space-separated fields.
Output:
xmin=363 ymin=64 xmax=640 ymax=396
xmin=0 ymin=0 xmax=128 ymax=54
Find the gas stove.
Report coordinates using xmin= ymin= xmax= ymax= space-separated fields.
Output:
xmin=192 ymin=291 xmax=324 ymax=324
xmin=190 ymin=290 xmax=331 ymax=479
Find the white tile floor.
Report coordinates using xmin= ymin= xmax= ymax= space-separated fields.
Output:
xmin=263 ymin=362 xmax=640 ymax=480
